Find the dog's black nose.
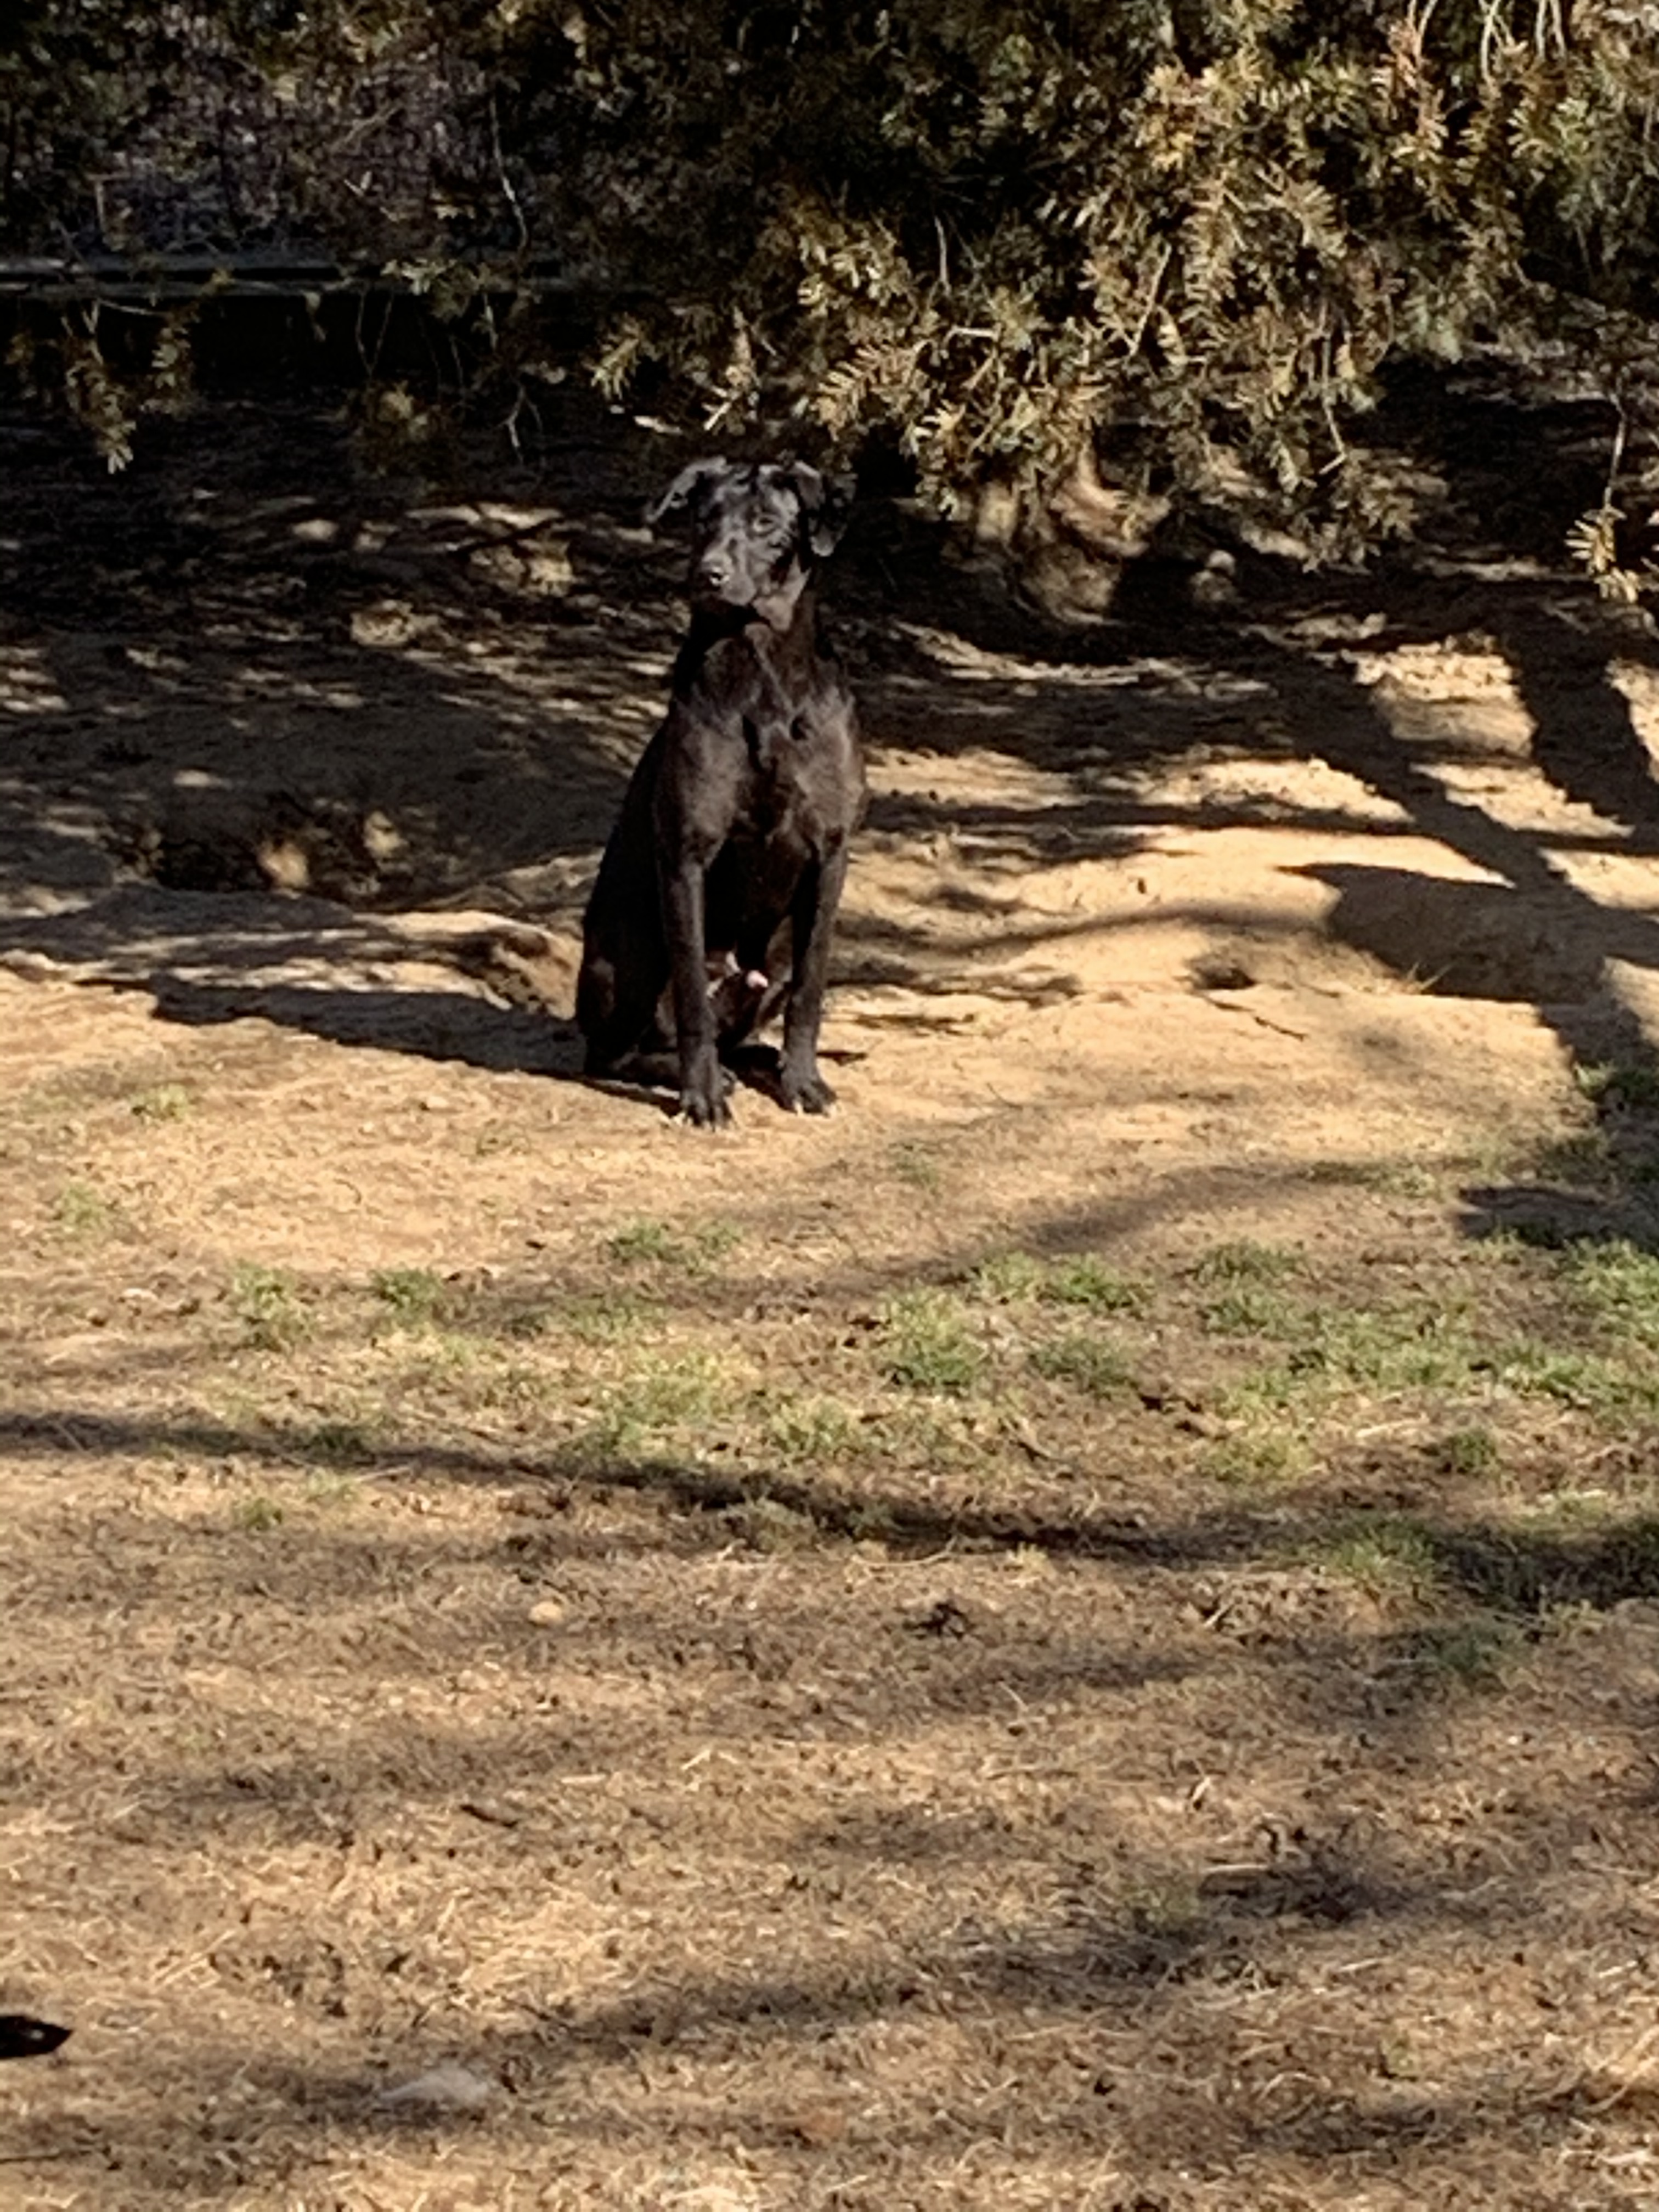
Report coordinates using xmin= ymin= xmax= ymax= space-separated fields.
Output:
xmin=697 ymin=560 xmax=727 ymax=590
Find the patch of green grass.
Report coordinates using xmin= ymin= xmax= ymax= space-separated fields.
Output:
xmin=1576 ymin=1058 xmax=1659 ymax=1112
xmin=589 ymin=1350 xmax=729 ymax=1451
xmin=371 ymin=1266 xmax=451 ymax=1325
xmin=877 ymin=1289 xmax=985 ymax=1395
xmin=1042 ymin=1256 xmax=1150 ymax=1313
xmin=1121 ymin=1876 xmax=1203 ymax=1940
xmin=1191 ymin=1238 xmax=1304 ymax=1286
xmin=1496 ymin=1340 xmax=1659 ymax=1424
xmin=1200 ymin=1430 xmax=1315 ymax=1487
xmin=1313 ymin=1514 xmax=1441 ymax=1600
xmin=968 ymin=1251 xmax=1049 ymax=1302
xmin=1396 ymin=1615 xmax=1519 ymax=1689
xmin=394 ymin=1330 xmax=550 ymax=1413
xmin=1436 ymin=1425 xmax=1500 ymax=1479
xmin=297 ymin=1418 xmax=380 ymax=1465
xmin=560 ymin=1289 xmax=662 ymax=1342
xmin=1200 ymin=1284 xmax=1306 ymax=1339
xmin=1226 ymin=1300 xmax=1482 ymax=1402
xmin=472 ymin=1357 xmax=551 ymax=1412
xmin=52 ymin=1180 xmax=125 ymax=1238
xmin=607 ymin=1218 xmax=682 ymax=1266
xmin=1029 ymin=1330 xmax=1133 ymax=1398
xmin=1217 ymin=1360 xmax=1306 ymax=1417
xmin=1515 ymin=1486 xmax=1622 ymax=1531
xmin=1561 ymin=1239 xmax=1659 ymax=1351
xmin=764 ymin=1393 xmax=867 ymax=1465
xmin=605 ymin=1217 xmax=741 ymax=1273
xmin=1291 ymin=1306 xmax=1479 ymax=1393
xmin=496 ymin=1302 xmax=556 ymax=1340
xmin=399 ymin=1328 xmax=480 ymax=1378
xmin=690 ymin=1218 xmax=742 ymax=1267
xmin=966 ymin=1250 xmax=1150 ymax=1313
xmin=229 ymin=1263 xmax=312 ymax=1351
xmin=1466 ymin=1226 xmax=1539 ymax=1266
xmin=129 ymin=1082 xmax=193 ymax=1124
xmin=302 ymin=1469 xmax=362 ymax=1508
xmin=856 ymin=1395 xmax=983 ymax=1471
xmin=232 ymin=1493 xmax=285 ymax=1532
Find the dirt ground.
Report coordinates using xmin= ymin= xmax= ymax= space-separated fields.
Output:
xmin=6 ymin=373 xmax=1659 ymax=2209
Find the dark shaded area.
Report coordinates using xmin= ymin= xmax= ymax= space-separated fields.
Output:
xmin=7 ymin=1398 xmax=1659 ymax=1615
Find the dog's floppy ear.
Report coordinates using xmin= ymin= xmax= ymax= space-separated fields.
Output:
xmin=785 ymin=462 xmax=855 ymax=557
xmin=646 ymin=456 xmax=731 ymax=528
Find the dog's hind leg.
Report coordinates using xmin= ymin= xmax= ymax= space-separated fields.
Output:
xmin=577 ymin=933 xmax=672 ymax=1077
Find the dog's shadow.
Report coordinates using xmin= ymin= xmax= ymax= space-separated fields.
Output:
xmin=0 ymin=883 xmax=590 ymax=1080
xmin=131 ymin=970 xmax=588 ymax=1079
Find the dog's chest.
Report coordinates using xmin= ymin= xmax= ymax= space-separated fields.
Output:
xmin=739 ymin=710 xmax=813 ymax=820
xmin=735 ymin=686 xmax=850 ymax=833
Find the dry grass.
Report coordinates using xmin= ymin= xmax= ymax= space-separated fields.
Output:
xmin=7 ymin=395 xmax=1659 ymax=2209
xmin=8 ymin=1087 xmax=1659 ymax=2210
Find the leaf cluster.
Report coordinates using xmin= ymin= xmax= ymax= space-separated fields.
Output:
xmin=6 ymin=2 xmax=1659 ymax=565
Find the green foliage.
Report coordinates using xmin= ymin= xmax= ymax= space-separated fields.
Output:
xmin=968 ymin=1248 xmax=1150 ymax=1310
xmin=1041 ymin=1256 xmax=1150 ymax=1312
xmin=7 ymin=3 xmax=1659 ymax=564
xmin=605 ymin=1217 xmax=741 ymax=1273
xmin=518 ymin=0 xmax=1659 ymax=561
xmin=1562 ymin=1238 xmax=1659 ymax=1350
xmin=1029 ymin=1329 xmax=1134 ymax=1397
xmin=371 ymin=1266 xmax=451 ymax=1325
xmin=1190 ymin=1239 xmax=1302 ymax=1285
xmin=1438 ymin=1425 xmax=1500 ymax=1479
xmin=128 ymin=1083 xmax=192 ymax=1125
xmin=877 ymin=1288 xmax=985 ymax=1394
xmin=229 ymin=1263 xmax=311 ymax=1352
xmin=51 ymin=1180 xmax=122 ymax=1238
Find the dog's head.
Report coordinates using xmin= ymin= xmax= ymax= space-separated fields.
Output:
xmin=647 ymin=459 xmax=852 ymax=623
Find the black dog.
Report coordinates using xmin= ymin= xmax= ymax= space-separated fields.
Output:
xmin=577 ymin=459 xmax=866 ymax=1127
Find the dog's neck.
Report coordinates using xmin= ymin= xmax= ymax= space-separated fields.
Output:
xmin=687 ymin=577 xmax=818 ymax=659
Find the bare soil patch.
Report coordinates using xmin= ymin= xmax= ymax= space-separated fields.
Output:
xmin=5 ymin=380 xmax=1659 ymax=2208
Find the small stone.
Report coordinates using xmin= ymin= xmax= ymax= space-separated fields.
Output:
xmin=375 ymin=2061 xmax=495 ymax=2114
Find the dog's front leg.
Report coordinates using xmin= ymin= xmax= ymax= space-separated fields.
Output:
xmin=662 ymin=859 xmax=730 ymax=1127
xmin=778 ymin=839 xmax=850 ymax=1115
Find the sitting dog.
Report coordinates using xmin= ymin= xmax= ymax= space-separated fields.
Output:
xmin=576 ymin=458 xmax=866 ymax=1127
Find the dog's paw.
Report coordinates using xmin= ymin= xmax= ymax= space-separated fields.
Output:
xmin=778 ymin=1064 xmax=837 ymax=1115
xmin=675 ymin=1065 xmax=733 ymax=1128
